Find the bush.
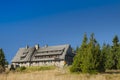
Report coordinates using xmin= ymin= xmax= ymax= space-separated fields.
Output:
xmin=70 ymin=66 xmax=81 ymax=72
xmin=10 ymin=64 xmax=15 ymax=71
xmin=16 ymin=66 xmax=26 ymax=72
xmin=0 ymin=65 xmax=5 ymax=73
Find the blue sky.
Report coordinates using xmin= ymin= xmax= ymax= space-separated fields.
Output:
xmin=0 ymin=0 xmax=120 ymax=63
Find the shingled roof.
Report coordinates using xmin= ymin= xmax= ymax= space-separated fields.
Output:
xmin=12 ymin=47 xmax=35 ymax=63
xmin=31 ymin=44 xmax=70 ymax=61
xmin=12 ymin=44 xmax=72 ymax=63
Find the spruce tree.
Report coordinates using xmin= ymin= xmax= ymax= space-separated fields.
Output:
xmin=71 ymin=33 xmax=106 ymax=73
xmin=117 ymin=44 xmax=120 ymax=69
xmin=105 ymin=44 xmax=113 ymax=70
xmin=0 ymin=48 xmax=5 ymax=73
xmin=85 ymin=33 xmax=100 ymax=72
xmin=111 ymin=35 xmax=119 ymax=69
xmin=94 ymin=43 xmax=105 ymax=72
xmin=70 ymin=33 xmax=88 ymax=72
xmin=80 ymin=33 xmax=95 ymax=73
xmin=101 ymin=44 xmax=111 ymax=70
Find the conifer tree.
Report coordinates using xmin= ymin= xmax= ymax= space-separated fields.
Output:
xmin=111 ymin=35 xmax=119 ymax=69
xmin=104 ymin=44 xmax=113 ymax=69
xmin=85 ymin=33 xmax=101 ymax=72
xmin=71 ymin=33 xmax=105 ymax=73
xmin=80 ymin=33 xmax=95 ymax=73
xmin=70 ymin=33 xmax=120 ymax=73
xmin=117 ymin=44 xmax=120 ymax=69
xmin=70 ymin=33 xmax=88 ymax=72
xmin=101 ymin=44 xmax=110 ymax=70
xmin=0 ymin=48 xmax=5 ymax=73
xmin=111 ymin=35 xmax=120 ymax=69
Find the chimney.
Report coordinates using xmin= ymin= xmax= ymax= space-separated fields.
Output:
xmin=35 ymin=44 xmax=39 ymax=50
xmin=44 ymin=44 xmax=48 ymax=48
xmin=26 ymin=45 xmax=29 ymax=49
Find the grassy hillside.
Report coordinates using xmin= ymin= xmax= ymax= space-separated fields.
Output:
xmin=0 ymin=67 xmax=120 ymax=80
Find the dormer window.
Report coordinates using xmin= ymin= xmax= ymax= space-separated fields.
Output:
xmin=20 ymin=51 xmax=29 ymax=60
xmin=20 ymin=57 xmax=24 ymax=60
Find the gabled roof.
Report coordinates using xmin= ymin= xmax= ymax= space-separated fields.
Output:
xmin=31 ymin=44 xmax=70 ymax=61
xmin=12 ymin=44 xmax=72 ymax=62
xmin=12 ymin=47 xmax=35 ymax=62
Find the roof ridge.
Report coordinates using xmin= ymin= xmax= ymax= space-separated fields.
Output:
xmin=41 ymin=44 xmax=69 ymax=48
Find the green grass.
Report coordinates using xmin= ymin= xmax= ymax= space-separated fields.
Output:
xmin=16 ymin=66 xmax=56 ymax=72
xmin=1 ymin=67 xmax=120 ymax=80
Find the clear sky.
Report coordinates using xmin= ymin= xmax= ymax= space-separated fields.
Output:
xmin=0 ymin=0 xmax=120 ymax=63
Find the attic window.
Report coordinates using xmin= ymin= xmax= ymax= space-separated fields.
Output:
xmin=23 ymin=51 xmax=28 ymax=55
xmin=20 ymin=57 xmax=24 ymax=60
xmin=20 ymin=51 xmax=28 ymax=59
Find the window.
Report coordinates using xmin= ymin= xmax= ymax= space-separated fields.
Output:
xmin=20 ymin=57 xmax=24 ymax=60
